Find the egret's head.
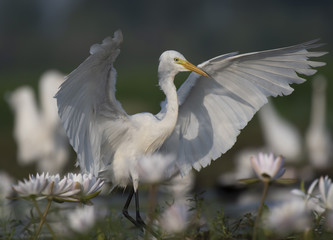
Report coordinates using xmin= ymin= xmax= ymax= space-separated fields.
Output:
xmin=159 ymin=50 xmax=209 ymax=78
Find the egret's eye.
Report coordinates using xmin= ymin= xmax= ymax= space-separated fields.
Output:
xmin=174 ymin=57 xmax=180 ymax=62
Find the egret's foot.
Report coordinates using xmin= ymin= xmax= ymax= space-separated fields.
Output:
xmin=122 ymin=187 xmax=158 ymax=237
xmin=122 ymin=209 xmax=142 ymax=229
xmin=136 ymin=213 xmax=146 ymax=227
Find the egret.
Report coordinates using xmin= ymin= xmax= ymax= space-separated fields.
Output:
xmin=305 ymin=75 xmax=333 ymax=169
xmin=258 ymin=100 xmax=302 ymax=162
xmin=55 ymin=30 xmax=326 ymax=230
xmin=8 ymin=70 xmax=69 ymax=174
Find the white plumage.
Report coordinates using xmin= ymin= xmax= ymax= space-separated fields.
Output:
xmin=55 ymin=30 xmax=326 ymax=192
xmin=8 ymin=70 xmax=69 ymax=174
xmin=306 ymin=75 xmax=333 ymax=169
xmin=258 ymin=100 xmax=302 ymax=162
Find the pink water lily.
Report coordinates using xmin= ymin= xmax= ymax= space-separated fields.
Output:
xmin=250 ymin=152 xmax=286 ymax=182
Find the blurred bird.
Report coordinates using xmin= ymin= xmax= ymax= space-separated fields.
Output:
xmin=305 ymin=75 xmax=333 ymax=169
xmin=55 ymin=30 xmax=326 ymax=230
xmin=258 ymin=100 xmax=302 ymax=162
xmin=8 ymin=70 xmax=69 ymax=174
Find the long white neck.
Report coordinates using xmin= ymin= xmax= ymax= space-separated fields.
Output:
xmin=309 ymin=79 xmax=326 ymax=130
xmin=144 ymin=72 xmax=179 ymax=154
xmin=158 ymin=73 xmax=179 ymax=129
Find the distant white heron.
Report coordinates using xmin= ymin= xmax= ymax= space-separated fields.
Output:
xmin=306 ymin=75 xmax=332 ymax=169
xmin=8 ymin=70 xmax=69 ymax=174
xmin=258 ymin=100 xmax=303 ymax=162
xmin=55 ymin=30 xmax=326 ymax=229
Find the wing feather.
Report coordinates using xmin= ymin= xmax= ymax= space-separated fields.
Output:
xmin=159 ymin=40 xmax=326 ymax=175
xmin=55 ymin=30 xmax=131 ymax=176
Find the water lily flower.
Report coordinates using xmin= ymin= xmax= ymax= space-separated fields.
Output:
xmin=250 ymin=152 xmax=285 ymax=182
xmin=159 ymin=199 xmax=191 ymax=234
xmin=67 ymin=173 xmax=104 ymax=200
xmin=319 ymin=175 xmax=333 ymax=210
xmin=12 ymin=172 xmax=104 ymax=203
xmin=12 ymin=172 xmax=49 ymax=199
xmin=292 ymin=179 xmax=318 ymax=201
xmin=266 ymin=199 xmax=311 ymax=235
xmin=68 ymin=205 xmax=96 ymax=233
xmin=291 ymin=178 xmax=323 ymax=213
xmin=42 ymin=174 xmax=80 ymax=202
xmin=136 ymin=153 xmax=177 ymax=184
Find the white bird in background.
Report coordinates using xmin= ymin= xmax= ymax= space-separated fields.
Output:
xmin=306 ymin=75 xmax=333 ymax=170
xmin=8 ymin=70 xmax=69 ymax=174
xmin=55 ymin=30 xmax=326 ymax=230
xmin=258 ymin=100 xmax=302 ymax=162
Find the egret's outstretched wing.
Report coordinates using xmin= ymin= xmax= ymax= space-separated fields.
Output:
xmin=160 ymin=40 xmax=326 ymax=175
xmin=55 ymin=30 xmax=131 ymax=176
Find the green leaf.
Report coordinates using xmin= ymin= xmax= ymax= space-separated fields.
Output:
xmin=85 ymin=190 xmax=102 ymax=200
xmin=238 ymin=178 xmax=260 ymax=184
xmin=275 ymin=178 xmax=298 ymax=184
xmin=300 ymin=180 xmax=306 ymax=192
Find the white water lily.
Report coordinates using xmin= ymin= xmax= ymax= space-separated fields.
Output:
xmin=12 ymin=172 xmax=49 ymax=199
xmin=12 ymin=172 xmax=103 ymax=202
xmin=291 ymin=178 xmax=324 ymax=213
xmin=159 ymin=199 xmax=191 ymax=234
xmin=266 ymin=199 xmax=311 ymax=235
xmin=42 ymin=174 xmax=80 ymax=201
xmin=319 ymin=176 xmax=333 ymax=210
xmin=68 ymin=205 xmax=96 ymax=233
xmin=250 ymin=152 xmax=285 ymax=182
xmin=67 ymin=173 xmax=104 ymax=200
xmin=292 ymin=179 xmax=318 ymax=201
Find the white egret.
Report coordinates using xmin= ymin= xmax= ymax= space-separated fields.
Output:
xmin=55 ymin=30 xmax=326 ymax=230
xmin=258 ymin=100 xmax=302 ymax=162
xmin=8 ymin=70 xmax=69 ymax=174
xmin=305 ymin=75 xmax=333 ymax=169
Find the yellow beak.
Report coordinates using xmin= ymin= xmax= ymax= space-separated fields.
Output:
xmin=182 ymin=60 xmax=210 ymax=78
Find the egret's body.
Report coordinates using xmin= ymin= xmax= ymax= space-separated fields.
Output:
xmin=55 ymin=30 xmax=326 ymax=229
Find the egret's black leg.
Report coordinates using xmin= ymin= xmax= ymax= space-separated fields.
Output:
xmin=134 ymin=189 xmax=159 ymax=238
xmin=122 ymin=187 xmax=158 ymax=238
xmin=122 ymin=187 xmax=142 ymax=228
xmin=134 ymin=189 xmax=146 ymax=227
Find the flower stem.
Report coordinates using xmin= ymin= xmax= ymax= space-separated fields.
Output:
xmin=252 ymin=180 xmax=270 ymax=240
xmin=33 ymin=199 xmax=53 ymax=240
xmin=145 ymin=184 xmax=158 ymax=240
xmin=303 ymin=227 xmax=313 ymax=240
xmin=32 ymin=199 xmax=57 ymax=239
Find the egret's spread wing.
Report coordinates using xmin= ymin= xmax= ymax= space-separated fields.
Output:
xmin=160 ymin=40 xmax=326 ymax=175
xmin=56 ymin=30 xmax=131 ymax=176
